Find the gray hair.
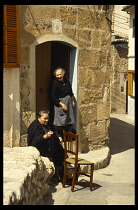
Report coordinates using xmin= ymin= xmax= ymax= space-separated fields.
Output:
xmin=54 ymin=67 xmax=65 ymax=76
xmin=37 ymin=110 xmax=49 ymax=117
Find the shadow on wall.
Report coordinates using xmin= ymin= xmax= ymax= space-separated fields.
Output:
xmin=108 ymin=117 xmax=135 ymax=155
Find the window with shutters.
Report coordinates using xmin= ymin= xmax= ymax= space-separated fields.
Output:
xmin=3 ymin=5 xmax=20 ymax=68
xmin=127 ymin=70 xmax=135 ymax=96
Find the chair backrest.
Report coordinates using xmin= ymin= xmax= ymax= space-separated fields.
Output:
xmin=63 ymin=130 xmax=79 ymax=160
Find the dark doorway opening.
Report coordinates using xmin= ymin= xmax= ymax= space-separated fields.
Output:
xmin=36 ymin=41 xmax=71 ymax=123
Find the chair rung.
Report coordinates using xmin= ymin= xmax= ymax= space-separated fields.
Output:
xmin=75 ymin=180 xmax=91 ymax=183
xmin=77 ymin=172 xmax=90 ymax=175
xmin=65 ymin=173 xmax=73 ymax=177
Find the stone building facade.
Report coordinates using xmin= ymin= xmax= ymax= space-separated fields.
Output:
xmin=110 ymin=5 xmax=129 ymax=114
xmin=4 ymin=5 xmax=113 ymax=153
xmin=110 ymin=44 xmax=128 ymax=114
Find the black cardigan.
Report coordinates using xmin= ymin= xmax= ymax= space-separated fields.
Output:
xmin=27 ymin=119 xmax=51 ymax=147
xmin=51 ymin=77 xmax=74 ymax=106
xmin=27 ymin=119 xmax=64 ymax=167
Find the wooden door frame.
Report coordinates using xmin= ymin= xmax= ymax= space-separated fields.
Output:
xmin=29 ymin=34 xmax=78 ymax=131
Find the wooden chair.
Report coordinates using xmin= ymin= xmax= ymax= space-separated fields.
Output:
xmin=62 ymin=130 xmax=94 ymax=191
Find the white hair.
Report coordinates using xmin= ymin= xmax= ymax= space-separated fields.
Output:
xmin=54 ymin=67 xmax=65 ymax=76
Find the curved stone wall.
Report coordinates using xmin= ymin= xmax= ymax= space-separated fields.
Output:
xmin=3 ymin=146 xmax=55 ymax=205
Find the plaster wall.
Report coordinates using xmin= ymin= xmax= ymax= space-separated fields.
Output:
xmin=128 ymin=96 xmax=135 ymax=117
xmin=127 ymin=8 xmax=135 ymax=118
xmin=3 ymin=68 xmax=20 ymax=147
xmin=113 ymin=5 xmax=129 ymax=37
xmin=128 ymin=10 xmax=135 ymax=61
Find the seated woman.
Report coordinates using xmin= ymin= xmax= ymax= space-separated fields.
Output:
xmin=27 ymin=109 xmax=64 ymax=181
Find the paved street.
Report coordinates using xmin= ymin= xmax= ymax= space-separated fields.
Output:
xmin=43 ymin=114 xmax=135 ymax=205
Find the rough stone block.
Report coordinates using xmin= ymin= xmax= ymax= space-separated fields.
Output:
xmin=78 ymin=39 xmax=91 ymax=49
xmin=95 ymin=12 xmax=109 ymax=30
xmin=103 ymin=86 xmax=110 ymax=102
xmin=79 ymin=49 xmax=101 ymax=67
xmin=79 ymin=104 xmax=97 ymax=125
xmin=89 ymin=121 xmax=107 ymax=141
xmin=79 ymin=67 xmax=92 ymax=86
xmin=79 ymin=86 xmax=103 ymax=105
xmin=91 ymin=68 xmax=110 ymax=85
xmin=20 ymin=46 xmax=30 ymax=66
xmin=4 ymin=147 xmax=55 ymax=205
xmin=60 ymin=5 xmax=77 ymax=25
xmin=91 ymin=30 xmax=101 ymax=48
xmin=78 ymin=9 xmax=96 ymax=29
xmin=78 ymin=29 xmax=92 ymax=42
xmin=20 ymin=134 xmax=28 ymax=147
xmin=97 ymin=102 xmax=110 ymax=120
xmin=62 ymin=27 xmax=78 ymax=42
xmin=20 ymin=23 xmax=36 ymax=45
xmin=101 ymin=30 xmax=111 ymax=47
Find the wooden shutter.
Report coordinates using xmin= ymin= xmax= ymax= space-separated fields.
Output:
xmin=128 ymin=72 xmax=133 ymax=95
xmin=3 ymin=5 xmax=20 ymax=68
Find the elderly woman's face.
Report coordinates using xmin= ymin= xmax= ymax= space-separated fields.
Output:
xmin=55 ymin=69 xmax=64 ymax=82
xmin=38 ymin=113 xmax=49 ymax=125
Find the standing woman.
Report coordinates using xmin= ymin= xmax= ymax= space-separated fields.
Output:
xmin=51 ymin=67 xmax=75 ymax=141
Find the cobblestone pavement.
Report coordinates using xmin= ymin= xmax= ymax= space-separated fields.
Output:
xmin=43 ymin=114 xmax=135 ymax=205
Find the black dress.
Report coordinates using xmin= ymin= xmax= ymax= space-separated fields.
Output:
xmin=51 ymin=77 xmax=75 ymax=137
xmin=51 ymin=77 xmax=74 ymax=106
xmin=27 ymin=119 xmax=64 ymax=174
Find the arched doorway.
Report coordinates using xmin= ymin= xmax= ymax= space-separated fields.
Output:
xmin=35 ymin=41 xmax=77 ymax=128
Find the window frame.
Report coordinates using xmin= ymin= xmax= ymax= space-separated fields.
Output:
xmin=127 ymin=70 xmax=135 ymax=96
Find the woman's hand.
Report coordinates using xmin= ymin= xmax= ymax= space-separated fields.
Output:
xmin=71 ymin=96 xmax=75 ymax=107
xmin=59 ymin=102 xmax=68 ymax=111
xmin=72 ymin=100 xmax=75 ymax=107
xmin=43 ymin=131 xmax=53 ymax=139
xmin=58 ymin=137 xmax=63 ymax=143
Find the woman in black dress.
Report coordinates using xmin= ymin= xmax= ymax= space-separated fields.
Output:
xmin=27 ymin=109 xmax=64 ymax=181
xmin=51 ymin=67 xmax=75 ymax=140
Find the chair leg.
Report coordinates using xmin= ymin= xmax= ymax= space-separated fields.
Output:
xmin=71 ymin=165 xmax=77 ymax=191
xmin=62 ymin=162 xmax=67 ymax=187
xmin=76 ymin=165 xmax=80 ymax=181
xmin=71 ymin=173 xmax=76 ymax=191
xmin=90 ymin=164 xmax=94 ymax=191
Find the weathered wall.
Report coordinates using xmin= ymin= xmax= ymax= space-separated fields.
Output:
xmin=110 ymin=45 xmax=128 ymax=114
xmin=3 ymin=68 xmax=20 ymax=147
xmin=3 ymin=5 xmax=113 ymax=152
xmin=3 ymin=147 xmax=55 ymax=205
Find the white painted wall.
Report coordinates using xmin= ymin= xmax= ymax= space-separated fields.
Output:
xmin=114 ymin=5 xmax=129 ymax=36
xmin=127 ymin=7 xmax=135 ymax=118
xmin=128 ymin=10 xmax=135 ymax=70
xmin=70 ymin=47 xmax=78 ymax=131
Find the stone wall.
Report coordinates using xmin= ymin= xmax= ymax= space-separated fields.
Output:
xmin=3 ymin=147 xmax=55 ymax=205
xmin=110 ymin=45 xmax=128 ymax=113
xmin=3 ymin=5 xmax=113 ymax=149
xmin=19 ymin=5 xmax=113 ymax=153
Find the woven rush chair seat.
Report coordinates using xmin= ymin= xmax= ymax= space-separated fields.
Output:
xmin=62 ymin=130 xmax=94 ymax=191
xmin=66 ymin=157 xmax=93 ymax=165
